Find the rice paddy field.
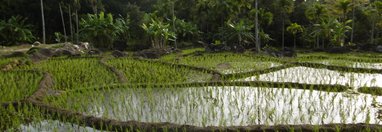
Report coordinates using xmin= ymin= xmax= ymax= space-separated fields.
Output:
xmin=2 ymin=49 xmax=382 ymax=131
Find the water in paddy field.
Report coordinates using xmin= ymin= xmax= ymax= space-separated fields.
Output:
xmin=240 ymin=66 xmax=382 ymax=89
xmin=60 ymin=86 xmax=382 ymax=127
xmin=318 ymin=61 xmax=382 ymax=69
xmin=219 ymin=62 xmax=281 ymax=74
xmin=13 ymin=120 xmax=100 ymax=132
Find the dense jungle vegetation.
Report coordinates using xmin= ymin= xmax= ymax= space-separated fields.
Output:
xmin=1 ymin=0 xmax=381 ymax=51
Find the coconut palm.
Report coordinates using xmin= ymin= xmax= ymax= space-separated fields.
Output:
xmin=335 ymin=0 xmax=352 ymax=22
xmin=364 ymin=1 xmax=382 ymax=44
xmin=219 ymin=20 xmax=255 ymax=47
xmin=40 ymin=0 xmax=46 ymax=44
xmin=287 ymin=23 xmax=304 ymax=50
xmin=306 ymin=2 xmax=328 ymax=48
xmin=276 ymin=0 xmax=294 ymax=51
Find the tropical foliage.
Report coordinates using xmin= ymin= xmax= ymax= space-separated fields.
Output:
xmin=0 ymin=16 xmax=35 ymax=46
xmin=80 ymin=12 xmax=126 ymax=49
xmin=0 ymin=0 xmax=381 ymax=50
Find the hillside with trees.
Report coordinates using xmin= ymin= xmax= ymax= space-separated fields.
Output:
xmin=1 ymin=0 xmax=381 ymax=51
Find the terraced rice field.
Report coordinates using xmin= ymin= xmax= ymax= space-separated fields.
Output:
xmin=2 ymin=50 xmax=382 ymax=131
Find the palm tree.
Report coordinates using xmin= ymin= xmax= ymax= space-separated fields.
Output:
xmin=276 ymin=0 xmax=294 ymax=51
xmin=40 ymin=0 xmax=46 ymax=44
xmin=221 ymin=20 xmax=255 ymax=47
xmin=59 ymin=2 xmax=67 ymax=42
xmin=305 ymin=2 xmax=327 ymax=48
xmin=255 ymin=0 xmax=260 ymax=52
xmin=287 ymin=23 xmax=304 ymax=50
xmin=365 ymin=1 xmax=382 ymax=45
xmin=313 ymin=18 xmax=336 ymax=48
xmin=335 ymin=0 xmax=352 ymax=22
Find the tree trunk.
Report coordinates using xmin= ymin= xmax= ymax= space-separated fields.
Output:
xmin=172 ymin=1 xmax=177 ymax=49
xmin=69 ymin=5 xmax=73 ymax=42
xmin=255 ymin=0 xmax=260 ymax=52
xmin=350 ymin=0 xmax=355 ymax=43
xmin=371 ymin=20 xmax=375 ymax=45
xmin=316 ymin=36 xmax=320 ymax=49
xmin=40 ymin=0 xmax=46 ymax=44
xmin=75 ymin=10 xmax=79 ymax=44
xmin=282 ymin=16 xmax=285 ymax=51
xmin=293 ymin=35 xmax=296 ymax=50
xmin=322 ymin=37 xmax=325 ymax=49
xmin=59 ymin=3 xmax=67 ymax=42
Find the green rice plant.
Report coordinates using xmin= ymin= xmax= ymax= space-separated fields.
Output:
xmin=298 ymin=52 xmax=382 ymax=63
xmin=107 ymin=58 xmax=211 ymax=84
xmin=0 ymin=58 xmax=15 ymax=67
xmin=17 ymin=58 xmax=118 ymax=90
xmin=162 ymin=52 xmax=282 ymax=74
xmin=0 ymin=71 xmax=42 ymax=102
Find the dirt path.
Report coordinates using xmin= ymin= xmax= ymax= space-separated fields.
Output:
xmin=100 ymin=57 xmax=128 ymax=83
xmin=27 ymin=72 xmax=55 ymax=102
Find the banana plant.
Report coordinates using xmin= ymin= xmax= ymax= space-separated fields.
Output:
xmin=142 ymin=18 xmax=176 ymax=49
xmin=331 ymin=19 xmax=352 ymax=47
xmin=80 ymin=12 xmax=123 ymax=49
xmin=0 ymin=16 xmax=35 ymax=46
xmin=219 ymin=19 xmax=254 ymax=47
xmin=287 ymin=23 xmax=304 ymax=50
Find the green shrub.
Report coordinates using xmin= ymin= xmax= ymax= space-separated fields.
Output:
xmin=0 ymin=16 xmax=35 ymax=46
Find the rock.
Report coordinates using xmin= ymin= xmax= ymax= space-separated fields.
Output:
xmin=29 ymin=52 xmax=48 ymax=62
xmin=210 ymin=73 xmax=221 ymax=82
xmin=357 ymin=44 xmax=375 ymax=52
xmin=264 ymin=47 xmax=296 ymax=57
xmin=222 ymin=46 xmax=231 ymax=51
xmin=113 ymin=40 xmax=128 ymax=51
xmin=53 ymin=43 xmax=87 ymax=57
xmin=134 ymin=48 xmax=169 ymax=59
xmin=33 ymin=41 xmax=41 ymax=46
xmin=193 ymin=51 xmax=204 ymax=56
xmin=216 ymin=62 xmax=232 ymax=69
xmin=282 ymin=47 xmax=296 ymax=57
xmin=326 ymin=47 xmax=351 ymax=54
xmin=54 ymin=49 xmax=77 ymax=57
xmin=312 ymin=48 xmax=325 ymax=52
xmin=88 ymin=49 xmax=102 ymax=55
xmin=79 ymin=42 xmax=90 ymax=50
xmin=232 ymin=45 xmax=245 ymax=53
xmin=3 ymin=51 xmax=27 ymax=58
xmin=27 ymin=47 xmax=54 ymax=57
xmin=376 ymin=45 xmax=382 ymax=53
xmin=112 ymin=50 xmax=127 ymax=58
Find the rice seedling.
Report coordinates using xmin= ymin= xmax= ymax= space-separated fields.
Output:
xmin=0 ymin=58 xmax=18 ymax=67
xmin=0 ymin=71 xmax=42 ymax=102
xmin=240 ymin=66 xmax=382 ymax=89
xmin=161 ymin=52 xmax=282 ymax=74
xmin=107 ymin=58 xmax=212 ymax=84
xmin=17 ymin=58 xmax=118 ymax=90
xmin=45 ymin=86 xmax=382 ymax=127
xmin=1 ymin=51 xmax=382 ymax=131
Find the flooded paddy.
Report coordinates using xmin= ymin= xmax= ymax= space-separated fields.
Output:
xmin=49 ymin=86 xmax=382 ymax=127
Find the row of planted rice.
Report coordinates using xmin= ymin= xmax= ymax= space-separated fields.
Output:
xmin=161 ymin=52 xmax=283 ymax=74
xmin=3 ymin=51 xmax=382 ymax=131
